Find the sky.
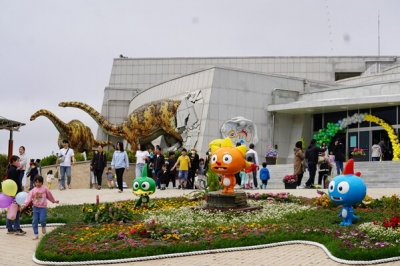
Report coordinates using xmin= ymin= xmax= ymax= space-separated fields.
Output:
xmin=1 ymin=0 xmax=399 ymax=160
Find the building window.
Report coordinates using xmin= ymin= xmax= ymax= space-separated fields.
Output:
xmin=324 ymin=111 xmax=347 ymax=128
xmin=334 ymin=72 xmax=362 ymax=81
xmin=313 ymin=113 xmax=322 ymax=131
xmin=371 ymin=106 xmax=397 ymax=125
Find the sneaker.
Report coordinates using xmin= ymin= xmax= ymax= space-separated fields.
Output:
xmin=32 ymin=234 xmax=39 ymax=240
xmin=118 ymin=190 xmax=122 ymax=193
xmin=68 ymin=185 xmax=72 ymax=189
xmin=42 ymin=227 xmax=46 ymax=234
xmin=7 ymin=229 xmax=15 ymax=234
xmin=97 ymin=186 xmax=101 ymax=190
xmin=15 ymin=229 xmax=26 ymax=236
xmin=178 ymin=185 xmax=181 ymax=189
xmin=297 ymin=186 xmax=304 ymax=189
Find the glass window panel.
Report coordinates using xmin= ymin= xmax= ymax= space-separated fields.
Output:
xmin=359 ymin=108 xmax=370 ymax=127
xmin=324 ymin=111 xmax=347 ymax=128
xmin=371 ymin=106 xmax=397 ymax=125
xmin=313 ymin=113 xmax=323 ymax=131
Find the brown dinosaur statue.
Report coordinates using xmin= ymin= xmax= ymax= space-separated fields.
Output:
xmin=58 ymin=100 xmax=183 ymax=150
xmin=30 ymin=109 xmax=114 ymax=152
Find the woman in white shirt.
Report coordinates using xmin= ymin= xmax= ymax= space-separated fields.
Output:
xmin=135 ymin=143 xmax=149 ymax=178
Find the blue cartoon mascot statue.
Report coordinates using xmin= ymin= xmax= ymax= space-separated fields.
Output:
xmin=328 ymin=159 xmax=366 ymax=226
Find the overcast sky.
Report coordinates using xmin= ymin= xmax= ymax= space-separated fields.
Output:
xmin=1 ymin=0 xmax=399 ymax=160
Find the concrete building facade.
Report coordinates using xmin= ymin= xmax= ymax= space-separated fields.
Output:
xmin=98 ymin=56 xmax=400 ymax=164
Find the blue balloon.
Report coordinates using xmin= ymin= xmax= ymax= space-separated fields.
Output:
xmin=15 ymin=191 xmax=28 ymax=206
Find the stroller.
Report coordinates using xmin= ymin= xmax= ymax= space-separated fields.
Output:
xmin=318 ymin=161 xmax=331 ymax=189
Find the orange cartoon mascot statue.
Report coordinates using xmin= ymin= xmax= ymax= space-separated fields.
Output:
xmin=210 ymin=137 xmax=250 ymax=194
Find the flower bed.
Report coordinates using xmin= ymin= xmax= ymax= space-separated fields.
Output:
xmin=26 ymin=193 xmax=400 ymax=262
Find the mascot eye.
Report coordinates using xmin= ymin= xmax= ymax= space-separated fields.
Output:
xmin=222 ymin=154 xmax=233 ymax=164
xmin=141 ymin=182 xmax=150 ymax=190
xmin=328 ymin=181 xmax=335 ymax=193
xmin=337 ymin=181 xmax=350 ymax=194
xmin=211 ymin=154 xmax=218 ymax=163
xmin=133 ymin=182 xmax=140 ymax=189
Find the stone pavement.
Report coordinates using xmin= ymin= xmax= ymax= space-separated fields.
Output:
xmin=2 ymin=187 xmax=400 ymax=266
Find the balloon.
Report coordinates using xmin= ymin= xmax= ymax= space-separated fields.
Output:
xmin=15 ymin=191 xmax=28 ymax=206
xmin=0 ymin=193 xmax=14 ymax=208
xmin=2 ymin=179 xmax=17 ymax=197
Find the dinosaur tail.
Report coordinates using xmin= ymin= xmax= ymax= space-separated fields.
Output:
xmin=94 ymin=140 xmax=115 ymax=149
xmin=30 ymin=109 xmax=68 ymax=141
xmin=58 ymin=101 xmax=125 ymax=137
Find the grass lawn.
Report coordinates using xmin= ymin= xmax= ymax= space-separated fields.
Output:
xmin=1 ymin=191 xmax=400 ymax=262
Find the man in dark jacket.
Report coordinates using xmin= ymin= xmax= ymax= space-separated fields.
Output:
xmin=6 ymin=155 xmax=26 ymax=235
xmin=333 ymin=138 xmax=345 ymax=175
xmin=304 ymin=139 xmax=327 ymax=188
xmin=152 ymin=146 xmax=165 ymax=189
xmin=91 ymin=145 xmax=107 ymax=189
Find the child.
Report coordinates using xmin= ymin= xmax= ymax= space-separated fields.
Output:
xmin=259 ymin=162 xmax=270 ymax=189
xmin=318 ymin=158 xmax=330 ymax=188
xmin=21 ymin=175 xmax=59 ymax=240
xmin=171 ymin=148 xmax=191 ymax=189
xmin=90 ymin=166 xmax=97 ymax=189
xmin=27 ymin=162 xmax=38 ymax=190
xmin=46 ymin=170 xmax=54 ymax=189
xmin=106 ymin=167 xmax=114 ymax=189
xmin=197 ymin=158 xmax=206 ymax=188
xmin=245 ymin=156 xmax=257 ymax=189
xmin=239 ymin=168 xmax=246 ymax=188
xmin=157 ymin=164 xmax=169 ymax=190
xmin=165 ymin=151 xmax=176 ymax=188
xmin=35 ymin=159 xmax=42 ymax=176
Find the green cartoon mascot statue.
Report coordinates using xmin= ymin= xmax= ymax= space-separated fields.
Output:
xmin=132 ymin=164 xmax=156 ymax=207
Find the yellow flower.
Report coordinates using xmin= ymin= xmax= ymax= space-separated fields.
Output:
xmin=88 ymin=209 xmax=93 ymax=213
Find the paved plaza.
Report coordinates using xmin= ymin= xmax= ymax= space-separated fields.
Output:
xmin=2 ymin=187 xmax=400 ymax=266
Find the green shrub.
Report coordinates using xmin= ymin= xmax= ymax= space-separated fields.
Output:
xmin=0 ymin=153 xmax=8 ymax=179
xmin=207 ymin=167 xmax=220 ymax=192
xmin=40 ymin=155 xmax=57 ymax=167
xmin=74 ymin=152 xmax=85 ymax=162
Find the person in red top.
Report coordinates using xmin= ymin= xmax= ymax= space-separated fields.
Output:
xmin=245 ymin=156 xmax=257 ymax=189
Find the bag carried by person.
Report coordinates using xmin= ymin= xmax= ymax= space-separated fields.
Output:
xmin=59 ymin=148 xmax=70 ymax=163
xmin=54 ymin=170 xmax=59 ymax=179
xmin=7 ymin=202 xmax=19 ymax=220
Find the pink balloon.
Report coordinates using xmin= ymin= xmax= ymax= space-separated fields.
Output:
xmin=0 ymin=193 xmax=14 ymax=208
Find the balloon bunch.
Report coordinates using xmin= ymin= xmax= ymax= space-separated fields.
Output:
xmin=338 ymin=113 xmax=367 ymax=129
xmin=364 ymin=114 xmax=400 ymax=161
xmin=0 ymin=180 xmax=28 ymax=208
xmin=313 ymin=122 xmax=341 ymax=146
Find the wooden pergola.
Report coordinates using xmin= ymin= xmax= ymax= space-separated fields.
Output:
xmin=0 ymin=116 xmax=26 ymax=162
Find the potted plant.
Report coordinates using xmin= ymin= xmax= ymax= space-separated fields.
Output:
xmin=282 ymin=174 xmax=298 ymax=189
xmin=265 ymin=145 xmax=278 ymax=165
xmin=351 ymin=147 xmax=366 ymax=161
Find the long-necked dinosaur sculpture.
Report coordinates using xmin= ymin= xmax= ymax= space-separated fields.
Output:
xmin=30 ymin=109 xmax=114 ymax=152
xmin=58 ymin=100 xmax=183 ymax=150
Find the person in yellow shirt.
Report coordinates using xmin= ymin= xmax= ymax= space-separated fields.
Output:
xmin=171 ymin=148 xmax=191 ymax=189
